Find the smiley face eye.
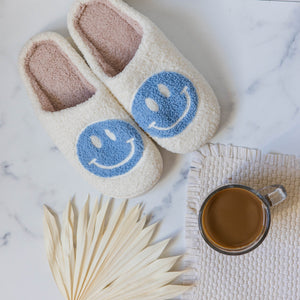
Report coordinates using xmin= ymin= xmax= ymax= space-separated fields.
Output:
xmin=145 ymin=97 xmax=159 ymax=112
xmin=105 ymin=129 xmax=117 ymax=141
xmin=90 ymin=136 xmax=102 ymax=148
xmin=158 ymin=84 xmax=171 ymax=98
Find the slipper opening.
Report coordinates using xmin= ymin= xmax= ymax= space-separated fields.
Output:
xmin=73 ymin=0 xmax=143 ymax=77
xmin=24 ymin=40 xmax=96 ymax=112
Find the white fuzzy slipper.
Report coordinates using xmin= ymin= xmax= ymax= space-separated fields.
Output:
xmin=19 ymin=32 xmax=163 ymax=198
xmin=68 ymin=0 xmax=221 ymax=154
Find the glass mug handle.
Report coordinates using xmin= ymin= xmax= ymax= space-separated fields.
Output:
xmin=258 ymin=184 xmax=287 ymax=207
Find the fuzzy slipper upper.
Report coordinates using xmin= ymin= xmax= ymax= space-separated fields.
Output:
xmin=68 ymin=0 xmax=221 ymax=153
xmin=19 ymin=32 xmax=163 ymax=198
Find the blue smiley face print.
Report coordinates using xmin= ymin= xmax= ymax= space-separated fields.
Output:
xmin=131 ymin=72 xmax=199 ymax=138
xmin=77 ymin=120 xmax=144 ymax=178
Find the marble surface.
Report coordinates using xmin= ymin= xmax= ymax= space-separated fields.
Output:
xmin=0 ymin=0 xmax=299 ymax=299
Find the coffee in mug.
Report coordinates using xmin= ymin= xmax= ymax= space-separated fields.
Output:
xmin=199 ymin=184 xmax=287 ymax=255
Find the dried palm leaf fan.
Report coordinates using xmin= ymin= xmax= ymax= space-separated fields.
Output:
xmin=43 ymin=197 xmax=189 ymax=300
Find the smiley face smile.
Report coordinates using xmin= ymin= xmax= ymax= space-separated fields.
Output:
xmin=132 ymin=72 xmax=199 ymax=138
xmin=88 ymin=138 xmax=135 ymax=170
xmin=77 ymin=120 xmax=144 ymax=178
xmin=148 ymin=86 xmax=191 ymax=131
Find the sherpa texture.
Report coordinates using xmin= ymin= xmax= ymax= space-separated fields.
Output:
xmin=182 ymin=144 xmax=300 ymax=299
xmin=19 ymin=32 xmax=163 ymax=198
xmin=68 ymin=0 xmax=220 ymax=154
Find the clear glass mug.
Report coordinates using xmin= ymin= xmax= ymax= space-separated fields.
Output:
xmin=198 ymin=184 xmax=287 ymax=255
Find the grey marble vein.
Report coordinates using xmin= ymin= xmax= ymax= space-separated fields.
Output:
xmin=279 ymin=29 xmax=300 ymax=67
xmin=50 ymin=146 xmax=59 ymax=152
xmin=0 ymin=161 xmax=18 ymax=180
xmin=9 ymin=213 xmax=41 ymax=239
xmin=150 ymin=165 xmax=189 ymax=222
xmin=0 ymin=232 xmax=11 ymax=247
xmin=246 ymin=9 xmax=300 ymax=96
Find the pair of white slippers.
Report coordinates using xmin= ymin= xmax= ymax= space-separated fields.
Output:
xmin=19 ymin=0 xmax=220 ymax=198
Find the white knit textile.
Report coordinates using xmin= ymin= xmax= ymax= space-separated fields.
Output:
xmin=182 ymin=144 xmax=300 ymax=300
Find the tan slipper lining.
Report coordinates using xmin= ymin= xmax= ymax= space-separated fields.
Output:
xmin=24 ymin=40 xmax=96 ymax=112
xmin=73 ymin=0 xmax=143 ymax=77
